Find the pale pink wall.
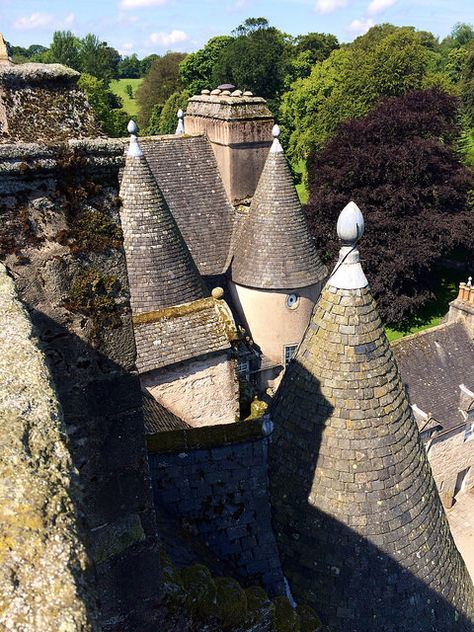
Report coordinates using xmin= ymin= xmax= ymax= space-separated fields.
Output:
xmin=229 ymin=281 xmax=322 ymax=372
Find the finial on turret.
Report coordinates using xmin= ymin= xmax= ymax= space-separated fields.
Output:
xmin=175 ymin=109 xmax=185 ymax=135
xmin=127 ymin=119 xmax=143 ymax=157
xmin=328 ymin=201 xmax=368 ymax=290
xmin=468 ymin=276 xmax=472 ymax=288
xmin=270 ymin=123 xmax=283 ymax=154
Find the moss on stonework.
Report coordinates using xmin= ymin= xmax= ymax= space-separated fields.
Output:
xmin=65 ymin=268 xmax=122 ymax=341
xmin=272 ymin=596 xmax=301 ymax=632
xmin=245 ymin=586 xmax=273 ymax=626
xmin=214 ymin=577 xmax=248 ymax=629
xmin=0 ymin=205 xmax=44 ymax=258
xmin=56 ymin=207 xmax=122 ymax=254
xmin=180 ymin=564 xmax=217 ymax=618
xmin=296 ymin=604 xmax=322 ymax=632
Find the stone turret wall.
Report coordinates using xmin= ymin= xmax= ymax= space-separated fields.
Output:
xmin=148 ymin=420 xmax=285 ymax=597
xmin=0 ymin=262 xmax=95 ymax=631
xmin=0 ymin=140 xmax=160 ymax=631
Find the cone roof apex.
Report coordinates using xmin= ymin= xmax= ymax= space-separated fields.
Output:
xmin=270 ymin=123 xmax=283 ymax=153
xmin=328 ymin=201 xmax=368 ymax=290
xmin=127 ymin=120 xmax=143 ymax=157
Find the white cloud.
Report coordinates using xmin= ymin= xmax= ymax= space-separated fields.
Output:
xmin=121 ymin=0 xmax=168 ymax=9
xmin=367 ymin=0 xmax=397 ymax=13
xmin=347 ymin=18 xmax=375 ymax=35
xmin=14 ymin=12 xmax=53 ymax=30
xmin=148 ymin=29 xmax=189 ymax=47
xmin=64 ymin=13 xmax=75 ymax=26
xmin=315 ymin=0 xmax=348 ymax=14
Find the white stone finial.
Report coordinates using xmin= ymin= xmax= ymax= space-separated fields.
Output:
xmin=468 ymin=276 xmax=472 ymax=288
xmin=127 ymin=119 xmax=143 ymax=157
xmin=175 ymin=109 xmax=185 ymax=135
xmin=336 ymin=201 xmax=365 ymax=245
xmin=328 ymin=201 xmax=368 ymax=290
xmin=270 ymin=123 xmax=283 ymax=154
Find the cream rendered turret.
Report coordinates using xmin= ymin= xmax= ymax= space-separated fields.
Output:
xmin=230 ymin=125 xmax=327 ymax=389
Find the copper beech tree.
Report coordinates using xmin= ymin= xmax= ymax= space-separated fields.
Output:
xmin=305 ymin=88 xmax=474 ymax=326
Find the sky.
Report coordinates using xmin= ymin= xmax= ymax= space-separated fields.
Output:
xmin=1 ymin=0 xmax=473 ymax=57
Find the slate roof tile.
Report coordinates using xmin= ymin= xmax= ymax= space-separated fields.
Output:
xmin=392 ymin=321 xmax=474 ymax=431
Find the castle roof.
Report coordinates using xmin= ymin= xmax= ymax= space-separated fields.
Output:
xmin=142 ymin=389 xmax=190 ymax=433
xmin=392 ymin=321 xmax=474 ymax=432
xmin=140 ymin=135 xmax=235 ymax=277
xmin=119 ymin=127 xmax=207 ymax=315
xmin=269 ymin=203 xmax=474 ymax=629
xmin=231 ymin=126 xmax=327 ymax=290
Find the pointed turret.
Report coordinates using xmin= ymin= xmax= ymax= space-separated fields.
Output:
xmin=269 ymin=202 xmax=474 ymax=631
xmin=229 ymin=125 xmax=327 ymax=390
xmin=120 ymin=121 xmax=207 ymax=314
xmin=232 ymin=124 xmax=326 ymax=289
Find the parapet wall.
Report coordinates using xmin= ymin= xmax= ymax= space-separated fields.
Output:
xmin=0 ymin=63 xmax=102 ymax=143
xmin=0 ymin=262 xmax=95 ymax=630
xmin=148 ymin=419 xmax=286 ymax=597
xmin=0 ymin=139 xmax=160 ymax=631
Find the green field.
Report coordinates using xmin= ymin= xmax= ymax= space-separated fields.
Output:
xmin=110 ymin=78 xmax=143 ymax=117
xmin=385 ymin=268 xmax=463 ymax=342
xmin=294 ymin=159 xmax=309 ymax=204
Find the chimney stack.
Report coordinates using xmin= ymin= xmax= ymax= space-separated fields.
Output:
xmin=185 ymin=87 xmax=274 ymax=203
xmin=448 ymin=277 xmax=474 ymax=338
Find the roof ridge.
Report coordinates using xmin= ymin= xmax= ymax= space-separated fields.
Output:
xmin=390 ymin=320 xmax=467 ymax=347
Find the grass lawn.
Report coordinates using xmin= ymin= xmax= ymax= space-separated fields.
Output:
xmin=110 ymin=78 xmax=143 ymax=117
xmin=385 ymin=267 xmax=464 ymax=342
xmin=294 ymin=159 xmax=309 ymax=204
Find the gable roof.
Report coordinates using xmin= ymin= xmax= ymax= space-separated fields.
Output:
xmin=133 ymin=296 xmax=237 ymax=373
xmin=392 ymin=321 xmax=474 ymax=432
xmin=119 ymin=142 xmax=207 ymax=314
xmin=140 ymin=135 xmax=235 ymax=277
xmin=231 ymin=136 xmax=326 ymax=289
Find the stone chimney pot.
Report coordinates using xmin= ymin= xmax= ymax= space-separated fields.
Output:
xmin=243 ymin=90 xmax=253 ymax=96
xmin=211 ymin=89 xmax=221 ymax=95
xmin=201 ymin=89 xmax=210 ymax=95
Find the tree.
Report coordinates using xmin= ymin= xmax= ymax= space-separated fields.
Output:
xmin=280 ymin=26 xmax=449 ymax=162
xmin=118 ymin=54 xmax=142 ymax=78
xmin=141 ymin=54 xmax=160 ymax=76
xmin=78 ymin=73 xmax=125 ymax=137
xmin=46 ymin=31 xmax=81 ymax=70
xmin=179 ymin=36 xmax=233 ymax=95
xmin=79 ymin=34 xmax=120 ymax=84
xmin=145 ymin=90 xmax=190 ymax=135
xmin=305 ymin=88 xmax=474 ymax=326
xmin=285 ymin=33 xmax=339 ymax=85
xmin=136 ymin=52 xmax=187 ymax=127
xmin=212 ymin=18 xmax=288 ymax=99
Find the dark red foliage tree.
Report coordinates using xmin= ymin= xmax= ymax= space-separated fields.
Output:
xmin=306 ymin=88 xmax=474 ymax=325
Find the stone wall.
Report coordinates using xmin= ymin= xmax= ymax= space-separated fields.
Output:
xmin=142 ymin=351 xmax=239 ymax=426
xmin=0 ymin=263 xmax=94 ymax=631
xmin=428 ymin=428 xmax=474 ymax=507
xmin=148 ymin=421 xmax=285 ymax=597
xmin=0 ymin=140 xmax=160 ymax=631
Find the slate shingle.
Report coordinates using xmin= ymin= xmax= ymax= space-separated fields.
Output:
xmin=142 ymin=389 xmax=190 ymax=434
xmin=231 ymin=147 xmax=327 ymax=289
xmin=133 ymin=298 xmax=232 ymax=373
xmin=392 ymin=321 xmax=474 ymax=430
xmin=141 ymin=135 xmax=235 ymax=276
xmin=119 ymin=149 xmax=207 ymax=314
xmin=269 ymin=282 xmax=474 ymax=630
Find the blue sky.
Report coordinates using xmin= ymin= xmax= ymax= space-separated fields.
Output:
xmin=1 ymin=0 xmax=473 ymax=57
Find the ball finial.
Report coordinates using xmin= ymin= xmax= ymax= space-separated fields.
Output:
xmin=127 ymin=120 xmax=138 ymax=135
xmin=336 ymin=201 xmax=364 ymax=245
xmin=211 ymin=286 xmax=224 ymax=300
xmin=272 ymin=124 xmax=280 ymax=138
xmin=270 ymin=123 xmax=283 ymax=153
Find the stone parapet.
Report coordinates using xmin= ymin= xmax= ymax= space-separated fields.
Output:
xmin=0 ymin=139 xmax=161 ymax=630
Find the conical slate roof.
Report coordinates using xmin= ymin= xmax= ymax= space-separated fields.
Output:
xmin=231 ymin=126 xmax=327 ymax=290
xmin=120 ymin=124 xmax=207 ymax=314
xmin=269 ymin=202 xmax=474 ymax=631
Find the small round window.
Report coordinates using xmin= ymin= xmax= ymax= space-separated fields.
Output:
xmin=286 ymin=293 xmax=299 ymax=310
